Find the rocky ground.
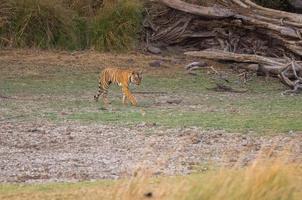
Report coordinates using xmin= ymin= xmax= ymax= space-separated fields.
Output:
xmin=0 ymin=122 xmax=301 ymax=183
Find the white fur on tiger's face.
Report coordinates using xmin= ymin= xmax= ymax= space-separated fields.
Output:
xmin=130 ymin=71 xmax=142 ymax=85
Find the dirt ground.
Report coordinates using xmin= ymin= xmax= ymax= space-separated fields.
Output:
xmin=0 ymin=122 xmax=301 ymax=183
xmin=0 ymin=49 xmax=301 ymax=183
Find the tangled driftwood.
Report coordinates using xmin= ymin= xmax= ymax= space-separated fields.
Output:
xmin=144 ymin=0 xmax=302 ymax=93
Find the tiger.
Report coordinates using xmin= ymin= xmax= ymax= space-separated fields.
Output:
xmin=94 ymin=67 xmax=142 ymax=106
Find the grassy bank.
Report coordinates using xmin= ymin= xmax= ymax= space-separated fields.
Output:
xmin=0 ymin=0 xmax=142 ymax=51
xmin=0 ymin=158 xmax=301 ymax=200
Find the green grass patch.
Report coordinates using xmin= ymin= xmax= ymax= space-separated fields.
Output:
xmin=1 ymin=69 xmax=302 ymax=133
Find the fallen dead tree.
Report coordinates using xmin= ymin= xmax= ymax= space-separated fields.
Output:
xmin=146 ymin=0 xmax=302 ymax=57
xmin=185 ymin=49 xmax=302 ymax=92
xmin=184 ymin=49 xmax=285 ymax=76
xmin=144 ymin=0 xmax=302 ymax=93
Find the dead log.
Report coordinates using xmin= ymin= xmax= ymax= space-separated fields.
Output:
xmin=159 ymin=0 xmax=235 ymax=18
xmin=146 ymin=0 xmax=302 ymax=93
xmin=184 ymin=49 xmax=288 ymax=77
xmin=185 ymin=49 xmax=302 ymax=92
xmin=185 ymin=50 xmax=285 ymax=66
xmin=146 ymin=0 xmax=302 ymax=57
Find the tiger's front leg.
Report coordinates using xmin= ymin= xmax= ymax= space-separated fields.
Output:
xmin=122 ymin=86 xmax=137 ymax=106
xmin=122 ymin=94 xmax=128 ymax=105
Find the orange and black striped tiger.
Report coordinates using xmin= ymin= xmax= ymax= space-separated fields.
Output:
xmin=94 ymin=67 xmax=142 ymax=106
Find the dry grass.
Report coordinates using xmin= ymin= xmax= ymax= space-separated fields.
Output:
xmin=111 ymin=157 xmax=302 ymax=200
xmin=91 ymin=0 xmax=142 ymax=51
xmin=63 ymin=0 xmax=103 ymax=17
xmin=0 ymin=0 xmax=13 ymax=28
xmin=0 ymin=157 xmax=301 ymax=200
xmin=0 ymin=0 xmax=78 ymax=48
xmin=0 ymin=0 xmax=143 ymax=50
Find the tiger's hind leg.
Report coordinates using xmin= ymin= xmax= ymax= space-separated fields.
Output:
xmin=94 ymin=81 xmax=104 ymax=102
xmin=94 ymin=85 xmax=110 ymax=108
xmin=102 ymin=88 xmax=110 ymax=106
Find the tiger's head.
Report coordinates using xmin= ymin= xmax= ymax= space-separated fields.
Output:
xmin=130 ymin=71 xmax=142 ymax=85
xmin=130 ymin=70 xmax=142 ymax=85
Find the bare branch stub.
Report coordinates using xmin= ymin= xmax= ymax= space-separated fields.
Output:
xmin=279 ymin=61 xmax=302 ymax=94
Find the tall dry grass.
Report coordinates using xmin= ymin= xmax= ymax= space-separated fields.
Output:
xmin=63 ymin=0 xmax=103 ymax=17
xmin=91 ymin=0 xmax=142 ymax=51
xmin=0 ymin=0 xmax=12 ymax=28
xmin=0 ymin=0 xmax=78 ymax=48
xmin=0 ymin=156 xmax=301 ymax=200
xmin=0 ymin=0 xmax=143 ymax=51
xmin=111 ymin=158 xmax=301 ymax=200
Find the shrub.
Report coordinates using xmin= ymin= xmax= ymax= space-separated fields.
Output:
xmin=90 ymin=0 xmax=143 ymax=51
xmin=0 ymin=0 xmax=143 ymax=51
xmin=0 ymin=0 xmax=79 ymax=49
xmin=63 ymin=0 xmax=103 ymax=17
xmin=0 ymin=0 xmax=13 ymax=29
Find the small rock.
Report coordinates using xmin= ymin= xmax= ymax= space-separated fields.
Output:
xmin=149 ymin=60 xmax=161 ymax=68
xmin=27 ymin=128 xmax=38 ymax=132
xmin=166 ymin=99 xmax=182 ymax=104
xmin=147 ymin=45 xmax=161 ymax=54
xmin=242 ymin=141 xmax=248 ymax=146
xmin=191 ymin=137 xmax=201 ymax=144
xmin=126 ymin=59 xmax=135 ymax=64
xmin=247 ymin=64 xmax=259 ymax=71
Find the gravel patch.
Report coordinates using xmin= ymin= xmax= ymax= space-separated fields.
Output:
xmin=0 ymin=122 xmax=301 ymax=183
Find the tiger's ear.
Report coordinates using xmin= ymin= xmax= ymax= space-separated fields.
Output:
xmin=138 ymin=69 xmax=143 ymax=75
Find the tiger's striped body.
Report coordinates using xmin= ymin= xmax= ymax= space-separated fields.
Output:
xmin=94 ymin=67 xmax=142 ymax=106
